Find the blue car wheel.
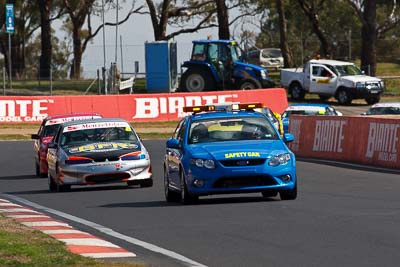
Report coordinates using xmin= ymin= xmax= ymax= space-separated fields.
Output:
xmin=164 ymin=168 xmax=180 ymax=202
xmin=180 ymin=171 xmax=198 ymax=205
xmin=279 ymin=181 xmax=297 ymax=200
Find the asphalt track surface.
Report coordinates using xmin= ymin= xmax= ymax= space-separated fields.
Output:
xmin=1 ymin=140 xmax=400 ymax=267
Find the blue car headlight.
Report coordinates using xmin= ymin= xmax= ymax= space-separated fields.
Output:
xmin=190 ymin=158 xmax=216 ymax=169
xmin=269 ymin=153 xmax=291 ymax=166
xmin=356 ymin=82 xmax=366 ymax=89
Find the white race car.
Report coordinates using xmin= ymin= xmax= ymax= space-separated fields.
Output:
xmin=47 ymin=118 xmax=152 ymax=192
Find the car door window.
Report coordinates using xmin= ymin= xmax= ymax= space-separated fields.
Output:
xmin=177 ymin=120 xmax=187 ymax=143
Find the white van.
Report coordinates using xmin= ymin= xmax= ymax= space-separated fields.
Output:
xmin=244 ymin=48 xmax=284 ymax=70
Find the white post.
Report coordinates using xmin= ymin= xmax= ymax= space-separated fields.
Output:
xmin=8 ymin=33 xmax=12 ymax=90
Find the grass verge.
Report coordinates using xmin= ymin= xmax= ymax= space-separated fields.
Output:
xmin=0 ymin=214 xmax=145 ymax=267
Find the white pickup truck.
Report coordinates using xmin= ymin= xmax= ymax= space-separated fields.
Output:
xmin=280 ymin=59 xmax=384 ymax=105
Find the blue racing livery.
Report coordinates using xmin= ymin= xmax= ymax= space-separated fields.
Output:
xmin=163 ymin=103 xmax=297 ymax=204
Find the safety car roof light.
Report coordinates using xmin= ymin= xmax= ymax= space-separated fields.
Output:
xmin=237 ymin=103 xmax=264 ymax=111
xmin=183 ymin=102 xmax=264 ymax=113
xmin=183 ymin=105 xmax=215 ymax=113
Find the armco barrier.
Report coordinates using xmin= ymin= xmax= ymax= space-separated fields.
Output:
xmin=289 ymin=115 xmax=400 ymax=169
xmin=0 ymin=88 xmax=288 ymax=124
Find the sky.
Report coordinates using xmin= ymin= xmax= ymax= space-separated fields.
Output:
xmin=77 ymin=1 xmax=259 ymax=78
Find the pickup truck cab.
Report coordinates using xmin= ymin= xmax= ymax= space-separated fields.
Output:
xmin=280 ymin=59 xmax=384 ymax=105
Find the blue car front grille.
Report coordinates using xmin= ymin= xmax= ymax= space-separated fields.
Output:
xmin=219 ymin=159 xmax=266 ymax=167
xmin=213 ymin=175 xmax=277 ymax=188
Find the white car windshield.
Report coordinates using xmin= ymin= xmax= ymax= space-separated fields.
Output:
xmin=332 ymin=64 xmax=362 ymax=76
xmin=61 ymin=127 xmax=138 ymax=146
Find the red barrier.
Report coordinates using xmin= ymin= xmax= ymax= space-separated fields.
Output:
xmin=289 ymin=115 xmax=400 ymax=169
xmin=0 ymin=88 xmax=288 ymax=123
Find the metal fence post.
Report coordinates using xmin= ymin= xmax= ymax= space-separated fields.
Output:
xmin=97 ymin=69 xmax=101 ymax=94
xmin=50 ymin=67 xmax=53 ymax=95
xmin=3 ymin=67 xmax=5 ymax=95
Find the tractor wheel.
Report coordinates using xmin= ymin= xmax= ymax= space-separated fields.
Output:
xmin=239 ymin=78 xmax=262 ymax=90
xmin=180 ymin=68 xmax=215 ymax=92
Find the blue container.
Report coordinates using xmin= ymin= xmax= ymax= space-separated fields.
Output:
xmin=145 ymin=41 xmax=177 ymax=93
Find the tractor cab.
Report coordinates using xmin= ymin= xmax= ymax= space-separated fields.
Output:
xmin=180 ymin=40 xmax=274 ymax=92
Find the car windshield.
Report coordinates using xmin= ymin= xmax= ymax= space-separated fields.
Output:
xmin=332 ymin=64 xmax=362 ymax=76
xmin=60 ymin=127 xmax=139 ymax=146
xmin=366 ymin=107 xmax=400 ymax=115
xmin=262 ymin=49 xmax=282 ymax=58
xmin=188 ymin=116 xmax=278 ymax=144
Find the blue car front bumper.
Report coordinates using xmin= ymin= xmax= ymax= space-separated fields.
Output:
xmin=184 ymin=160 xmax=296 ymax=196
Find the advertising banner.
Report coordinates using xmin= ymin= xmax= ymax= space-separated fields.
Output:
xmin=0 ymin=88 xmax=288 ymax=124
xmin=289 ymin=115 xmax=400 ymax=169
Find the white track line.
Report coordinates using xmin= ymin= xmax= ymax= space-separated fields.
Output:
xmin=2 ymin=194 xmax=207 ymax=267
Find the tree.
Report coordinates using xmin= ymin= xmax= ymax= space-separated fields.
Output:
xmin=0 ymin=1 xmax=40 ymax=79
xmin=63 ymin=0 xmax=144 ymax=79
xmin=276 ymin=0 xmax=293 ymax=67
xmin=215 ymin=0 xmax=230 ymax=39
xmin=145 ymin=0 xmax=216 ymax=41
xmin=297 ymin=0 xmax=331 ymax=58
xmin=347 ymin=0 xmax=400 ymax=76
xmin=38 ymin=0 xmax=65 ymax=80
xmin=145 ymin=0 xmax=257 ymax=41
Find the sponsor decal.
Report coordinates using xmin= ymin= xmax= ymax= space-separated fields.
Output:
xmin=224 ymin=152 xmax=261 ymax=159
xmin=115 ymin=163 xmax=121 ymax=170
xmin=313 ymin=120 xmax=347 ymax=153
xmin=132 ymin=94 xmax=239 ymax=119
xmin=366 ymin=122 xmax=399 ymax=162
xmin=0 ymin=99 xmax=53 ymax=122
xmin=63 ymin=122 xmax=131 ymax=132
xmin=69 ymin=142 xmax=138 ymax=153
xmin=45 ymin=116 xmax=102 ymax=126
xmin=317 ymin=79 xmax=330 ymax=84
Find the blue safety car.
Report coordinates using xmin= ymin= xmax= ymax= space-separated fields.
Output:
xmin=282 ymin=103 xmax=343 ymax=133
xmin=163 ymin=103 xmax=297 ymax=204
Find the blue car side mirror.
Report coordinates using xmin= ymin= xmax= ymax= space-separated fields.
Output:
xmin=283 ymin=133 xmax=294 ymax=143
xmin=166 ymin=138 xmax=181 ymax=149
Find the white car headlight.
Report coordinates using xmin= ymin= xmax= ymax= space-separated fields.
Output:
xmin=260 ymin=70 xmax=267 ymax=79
xmin=269 ymin=153 xmax=291 ymax=166
xmin=190 ymin=158 xmax=216 ymax=169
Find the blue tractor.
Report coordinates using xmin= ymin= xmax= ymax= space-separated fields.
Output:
xmin=179 ymin=39 xmax=275 ymax=92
